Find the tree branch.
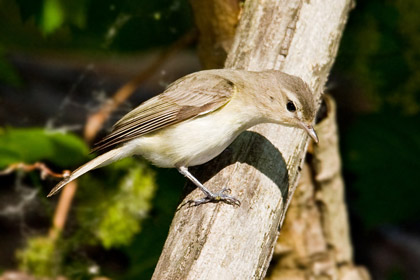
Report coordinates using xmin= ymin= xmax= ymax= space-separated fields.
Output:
xmin=153 ymin=0 xmax=354 ymax=279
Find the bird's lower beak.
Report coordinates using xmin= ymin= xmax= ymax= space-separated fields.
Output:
xmin=299 ymin=122 xmax=319 ymax=143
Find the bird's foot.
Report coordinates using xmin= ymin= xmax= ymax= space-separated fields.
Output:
xmin=188 ymin=188 xmax=241 ymax=207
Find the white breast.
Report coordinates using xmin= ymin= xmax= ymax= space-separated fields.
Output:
xmin=124 ymin=102 xmax=261 ymax=168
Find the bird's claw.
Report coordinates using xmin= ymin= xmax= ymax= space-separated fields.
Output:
xmin=188 ymin=188 xmax=241 ymax=207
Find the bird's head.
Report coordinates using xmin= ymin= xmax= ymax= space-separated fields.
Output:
xmin=261 ymin=71 xmax=319 ymax=143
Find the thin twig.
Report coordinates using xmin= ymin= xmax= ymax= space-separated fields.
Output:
xmin=0 ymin=162 xmax=70 ymax=179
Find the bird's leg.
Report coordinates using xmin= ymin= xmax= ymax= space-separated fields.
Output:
xmin=177 ymin=166 xmax=240 ymax=206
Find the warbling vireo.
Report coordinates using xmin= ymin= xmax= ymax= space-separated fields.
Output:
xmin=48 ymin=69 xmax=318 ymax=205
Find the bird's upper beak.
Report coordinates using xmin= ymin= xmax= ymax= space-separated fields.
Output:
xmin=299 ymin=122 xmax=319 ymax=143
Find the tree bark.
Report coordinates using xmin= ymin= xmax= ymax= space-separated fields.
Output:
xmin=153 ymin=0 xmax=355 ymax=279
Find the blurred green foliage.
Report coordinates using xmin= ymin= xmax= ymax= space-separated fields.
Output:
xmin=0 ymin=0 xmax=191 ymax=278
xmin=336 ymin=0 xmax=420 ymax=114
xmin=121 ymin=168 xmax=183 ymax=279
xmin=76 ymin=158 xmax=157 ymax=249
xmin=17 ymin=236 xmax=60 ymax=277
xmin=0 ymin=47 xmax=22 ymax=86
xmin=0 ymin=127 xmax=89 ymax=168
xmin=335 ymin=0 xmax=420 ymax=230
xmin=0 ymin=0 xmax=192 ymax=52
xmin=0 ymin=127 xmax=159 ymax=277
xmin=38 ymin=0 xmax=87 ymax=34
xmin=15 ymin=157 xmax=159 ymax=279
xmin=344 ymin=113 xmax=420 ymax=227
xmin=0 ymin=0 xmax=193 ymax=86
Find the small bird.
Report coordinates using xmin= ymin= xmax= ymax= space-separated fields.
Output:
xmin=47 ymin=69 xmax=318 ymax=205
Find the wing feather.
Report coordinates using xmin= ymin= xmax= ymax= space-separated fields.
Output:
xmin=92 ymin=72 xmax=235 ymax=153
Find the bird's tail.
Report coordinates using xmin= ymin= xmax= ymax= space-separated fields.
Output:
xmin=47 ymin=146 xmax=131 ymax=197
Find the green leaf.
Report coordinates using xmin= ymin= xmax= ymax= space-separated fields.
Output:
xmin=41 ymin=0 xmax=64 ymax=34
xmin=0 ymin=127 xmax=88 ymax=169
xmin=47 ymin=131 xmax=90 ymax=167
xmin=40 ymin=0 xmax=87 ymax=34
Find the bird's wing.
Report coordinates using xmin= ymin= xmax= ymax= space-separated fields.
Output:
xmin=91 ymin=73 xmax=235 ymax=153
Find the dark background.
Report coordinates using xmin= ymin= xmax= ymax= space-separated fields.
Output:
xmin=0 ymin=0 xmax=419 ymax=279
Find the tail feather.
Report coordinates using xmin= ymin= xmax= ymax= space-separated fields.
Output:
xmin=47 ymin=146 xmax=130 ymax=197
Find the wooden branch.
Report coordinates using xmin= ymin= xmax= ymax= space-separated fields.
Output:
xmin=153 ymin=0 xmax=354 ymax=279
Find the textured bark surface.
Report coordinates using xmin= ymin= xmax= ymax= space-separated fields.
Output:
xmin=153 ymin=0 xmax=354 ymax=279
xmin=266 ymin=95 xmax=370 ymax=280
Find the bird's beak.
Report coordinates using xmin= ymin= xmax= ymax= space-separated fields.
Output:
xmin=299 ymin=122 xmax=319 ymax=143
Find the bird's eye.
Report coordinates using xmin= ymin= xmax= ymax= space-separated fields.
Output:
xmin=287 ymin=101 xmax=296 ymax=112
